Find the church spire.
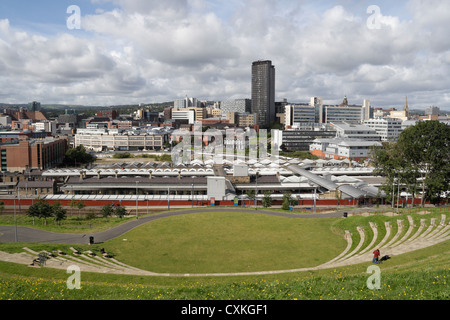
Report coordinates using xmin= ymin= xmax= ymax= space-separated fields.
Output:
xmin=404 ymin=96 xmax=409 ymax=112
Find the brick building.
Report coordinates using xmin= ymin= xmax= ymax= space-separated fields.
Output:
xmin=0 ymin=136 xmax=68 ymax=172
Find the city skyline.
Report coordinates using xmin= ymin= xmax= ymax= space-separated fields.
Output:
xmin=1 ymin=0 xmax=450 ymax=110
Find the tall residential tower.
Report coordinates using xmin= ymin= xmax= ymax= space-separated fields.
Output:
xmin=251 ymin=60 xmax=275 ymax=125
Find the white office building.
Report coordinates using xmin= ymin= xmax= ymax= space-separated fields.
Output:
xmin=364 ymin=118 xmax=403 ymax=141
xmin=171 ymin=110 xmax=195 ymax=124
xmin=310 ymin=138 xmax=382 ymax=161
xmin=75 ymin=129 xmax=168 ymax=151
xmin=174 ymin=97 xmax=200 ymax=109
xmin=285 ymin=98 xmax=372 ymax=126
xmin=285 ymin=104 xmax=317 ymax=126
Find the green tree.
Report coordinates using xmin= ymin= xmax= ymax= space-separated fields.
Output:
xmin=114 ymin=206 xmax=127 ymax=219
xmin=86 ymin=209 xmax=97 ymax=228
xmin=76 ymin=200 xmax=86 ymax=218
xmin=64 ymin=145 xmax=96 ymax=167
xmin=281 ymin=197 xmax=290 ymax=211
xmin=51 ymin=201 xmax=67 ymax=225
xmin=27 ymin=200 xmax=53 ymax=225
xmin=398 ymin=121 xmax=450 ymax=205
xmin=69 ymin=199 xmax=85 ymax=218
xmin=246 ymin=189 xmax=256 ymax=201
xmin=100 ymin=204 xmax=114 ymax=218
xmin=262 ymin=192 xmax=272 ymax=208
xmin=371 ymin=121 xmax=450 ymax=206
xmin=281 ymin=193 xmax=292 ymax=210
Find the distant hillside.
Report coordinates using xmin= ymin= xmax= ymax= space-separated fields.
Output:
xmin=0 ymin=102 xmax=175 ymax=116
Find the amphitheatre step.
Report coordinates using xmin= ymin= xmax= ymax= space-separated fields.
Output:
xmin=358 ymin=221 xmax=379 ymax=255
xmin=389 ymin=216 xmax=416 ymax=249
xmin=380 ymin=219 xmax=404 ymax=251
xmin=320 ymin=214 xmax=449 ymax=267
xmin=319 ymin=230 xmax=353 ymax=267
xmin=375 ymin=221 xmax=392 ymax=250
xmin=406 ymin=219 xmax=427 ymax=242
xmin=332 ymin=226 xmax=365 ymax=264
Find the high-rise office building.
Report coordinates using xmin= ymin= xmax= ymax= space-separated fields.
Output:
xmin=251 ymin=60 xmax=275 ymax=125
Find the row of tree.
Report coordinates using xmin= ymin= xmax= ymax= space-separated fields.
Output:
xmin=27 ymin=200 xmax=128 ymax=225
xmin=371 ymin=120 xmax=449 ymax=206
xmin=246 ymin=190 xmax=298 ymax=210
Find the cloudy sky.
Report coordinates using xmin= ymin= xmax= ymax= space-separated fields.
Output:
xmin=0 ymin=0 xmax=449 ymax=110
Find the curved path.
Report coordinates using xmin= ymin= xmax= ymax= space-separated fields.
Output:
xmin=0 ymin=208 xmax=344 ymax=244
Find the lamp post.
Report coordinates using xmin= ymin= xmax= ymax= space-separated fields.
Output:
xmin=313 ymin=185 xmax=317 ymax=213
xmin=254 ymin=171 xmax=258 ymax=210
xmin=17 ymin=185 xmax=20 ymax=212
xmin=392 ymin=178 xmax=395 ymax=209
xmin=168 ymin=186 xmax=170 ymax=211
xmin=13 ymin=188 xmax=17 ymax=242
xmin=191 ymin=183 xmax=194 ymax=208
xmin=135 ymin=181 xmax=139 ymax=219
xmin=307 ymin=181 xmax=317 ymax=213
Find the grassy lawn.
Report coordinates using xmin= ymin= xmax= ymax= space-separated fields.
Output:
xmin=0 ymin=208 xmax=448 ymax=300
xmin=0 ymin=242 xmax=448 ymax=300
xmin=103 ymin=211 xmax=345 ymax=273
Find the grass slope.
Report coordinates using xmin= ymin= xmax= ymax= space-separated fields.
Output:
xmin=0 ymin=209 xmax=448 ymax=300
xmin=104 ymin=212 xmax=345 ymax=273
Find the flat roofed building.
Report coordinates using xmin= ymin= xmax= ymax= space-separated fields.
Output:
xmin=330 ymin=121 xmax=381 ymax=141
xmin=281 ymin=124 xmax=336 ymax=151
xmin=324 ymin=105 xmax=366 ymax=123
xmin=75 ymin=129 xmax=168 ymax=152
xmin=0 ymin=136 xmax=67 ymax=172
xmin=310 ymin=138 xmax=381 ymax=161
xmin=364 ymin=118 xmax=403 ymax=141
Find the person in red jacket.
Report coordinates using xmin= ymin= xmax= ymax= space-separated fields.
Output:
xmin=372 ymin=249 xmax=381 ymax=263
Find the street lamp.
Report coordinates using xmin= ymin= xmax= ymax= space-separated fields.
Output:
xmin=135 ymin=181 xmax=139 ymax=219
xmin=392 ymin=178 xmax=396 ymax=209
xmin=313 ymin=185 xmax=317 ymax=213
xmin=17 ymin=185 xmax=20 ymax=212
xmin=167 ymin=186 xmax=170 ymax=211
xmin=308 ymin=181 xmax=317 ymax=213
xmin=191 ymin=183 xmax=194 ymax=208
xmin=254 ymin=171 xmax=258 ymax=209
xmin=13 ymin=191 xmax=17 ymax=242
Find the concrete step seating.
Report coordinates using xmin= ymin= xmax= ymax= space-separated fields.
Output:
xmin=324 ymin=214 xmax=450 ymax=268
xmin=22 ymin=247 xmax=154 ymax=275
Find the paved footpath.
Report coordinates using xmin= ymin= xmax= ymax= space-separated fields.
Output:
xmin=0 ymin=207 xmax=358 ymax=244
